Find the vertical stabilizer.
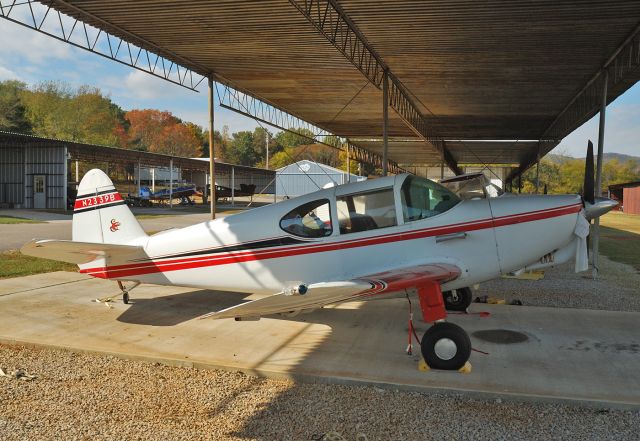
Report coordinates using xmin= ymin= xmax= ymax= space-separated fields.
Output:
xmin=72 ymin=169 xmax=147 ymax=245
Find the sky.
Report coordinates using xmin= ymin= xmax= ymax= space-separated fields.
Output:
xmin=0 ymin=5 xmax=638 ymax=159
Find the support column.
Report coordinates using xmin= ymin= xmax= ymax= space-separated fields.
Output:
xmin=151 ymin=168 xmax=155 ymax=193
xmin=440 ymin=162 xmax=444 ymax=180
xmin=75 ymin=160 xmax=79 ymax=185
xmin=203 ymin=172 xmax=208 ymax=204
xmin=169 ymin=158 xmax=173 ymax=209
xmin=137 ymin=159 xmax=141 ymax=197
xmin=346 ymin=142 xmax=351 ymax=183
xmin=231 ymin=166 xmax=235 ymax=206
xmin=63 ymin=147 xmax=68 ymax=211
xmin=208 ymin=76 xmax=216 ymax=220
xmin=535 ymin=143 xmax=541 ymax=194
xmin=518 ymin=174 xmax=522 ymax=194
xmin=593 ymin=70 xmax=608 ymax=279
xmin=382 ymin=70 xmax=389 ymax=176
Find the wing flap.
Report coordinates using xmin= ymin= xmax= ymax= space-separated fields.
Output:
xmin=20 ymin=239 xmax=145 ymax=264
xmin=201 ymin=263 xmax=461 ymax=320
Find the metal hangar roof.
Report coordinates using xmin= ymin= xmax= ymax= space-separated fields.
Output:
xmin=19 ymin=1 xmax=640 ymax=179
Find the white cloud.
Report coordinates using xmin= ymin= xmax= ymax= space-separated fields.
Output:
xmin=0 ymin=17 xmax=72 ymax=64
xmin=0 ymin=65 xmax=19 ymax=81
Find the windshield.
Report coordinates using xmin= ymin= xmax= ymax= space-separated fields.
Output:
xmin=401 ymin=176 xmax=460 ymax=222
xmin=441 ymin=174 xmax=503 ymax=200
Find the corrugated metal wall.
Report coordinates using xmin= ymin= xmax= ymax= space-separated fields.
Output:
xmin=0 ymin=147 xmax=24 ymax=207
xmin=623 ymin=186 xmax=640 ymax=215
xmin=0 ymin=144 xmax=66 ymax=209
xmin=24 ymin=146 xmax=66 ymax=209
xmin=276 ymin=161 xmax=362 ymax=198
xmin=216 ymin=166 xmax=275 ymax=194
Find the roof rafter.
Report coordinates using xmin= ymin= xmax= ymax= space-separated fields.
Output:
xmin=508 ymin=19 xmax=640 ymax=182
xmin=0 ymin=0 xmax=394 ymax=172
xmin=289 ymin=0 xmax=462 ymax=175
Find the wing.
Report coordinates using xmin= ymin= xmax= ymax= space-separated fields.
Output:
xmin=200 ymin=263 xmax=460 ymax=320
xmin=20 ymin=239 xmax=145 ymax=265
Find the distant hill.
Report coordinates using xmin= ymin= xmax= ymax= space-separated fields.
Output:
xmin=546 ymin=152 xmax=640 ymax=164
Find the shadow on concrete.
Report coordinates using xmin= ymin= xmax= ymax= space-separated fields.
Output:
xmin=116 ymin=289 xmax=249 ymax=326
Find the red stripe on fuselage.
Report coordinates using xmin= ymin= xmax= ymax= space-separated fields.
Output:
xmin=80 ymin=203 xmax=582 ymax=278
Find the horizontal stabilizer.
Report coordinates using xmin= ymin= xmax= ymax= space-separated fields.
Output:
xmin=21 ymin=239 xmax=145 ymax=265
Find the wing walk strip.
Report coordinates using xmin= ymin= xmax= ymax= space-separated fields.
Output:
xmin=80 ymin=203 xmax=582 ymax=279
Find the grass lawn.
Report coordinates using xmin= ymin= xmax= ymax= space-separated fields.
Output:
xmin=599 ymin=211 xmax=640 ymax=270
xmin=0 ymin=215 xmax=43 ymax=224
xmin=0 ymin=250 xmax=77 ymax=279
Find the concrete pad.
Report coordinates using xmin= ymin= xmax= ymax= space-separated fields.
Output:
xmin=0 ymin=272 xmax=639 ymax=408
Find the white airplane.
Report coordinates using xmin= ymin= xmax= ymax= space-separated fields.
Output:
xmin=22 ymin=143 xmax=617 ymax=370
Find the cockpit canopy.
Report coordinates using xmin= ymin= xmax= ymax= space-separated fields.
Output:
xmin=279 ymin=175 xmax=461 ymax=238
xmin=440 ymin=173 xmax=504 ymax=200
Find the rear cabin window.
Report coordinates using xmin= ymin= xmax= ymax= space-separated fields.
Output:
xmin=337 ymin=188 xmax=397 ymax=234
xmin=401 ymin=176 xmax=460 ymax=222
xmin=280 ymin=199 xmax=332 ymax=238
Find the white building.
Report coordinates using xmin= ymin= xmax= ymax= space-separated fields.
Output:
xmin=276 ymin=160 xmax=365 ymax=198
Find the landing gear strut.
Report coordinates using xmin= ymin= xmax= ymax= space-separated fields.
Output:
xmin=414 ymin=282 xmax=471 ymax=370
xmin=442 ymin=287 xmax=473 ymax=311
xmin=95 ymin=281 xmax=140 ymax=306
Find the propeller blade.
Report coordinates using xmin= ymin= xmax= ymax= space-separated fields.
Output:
xmin=583 ymin=140 xmax=595 ymax=205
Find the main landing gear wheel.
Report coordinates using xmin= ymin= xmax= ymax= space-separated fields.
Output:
xmin=443 ymin=287 xmax=472 ymax=311
xmin=122 ymin=292 xmax=130 ymax=304
xmin=421 ymin=322 xmax=471 ymax=370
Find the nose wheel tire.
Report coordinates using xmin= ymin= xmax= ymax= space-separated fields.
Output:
xmin=421 ymin=322 xmax=471 ymax=370
xmin=443 ymin=287 xmax=472 ymax=311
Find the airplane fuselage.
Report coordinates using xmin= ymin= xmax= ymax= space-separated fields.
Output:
xmin=78 ymin=174 xmax=583 ymax=296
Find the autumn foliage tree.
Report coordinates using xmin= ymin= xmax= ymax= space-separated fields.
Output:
xmin=125 ymin=109 xmax=202 ymax=156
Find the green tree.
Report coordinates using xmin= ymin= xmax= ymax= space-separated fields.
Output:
xmin=274 ymin=127 xmax=314 ymax=150
xmin=20 ymin=81 xmax=125 ymax=145
xmin=0 ymin=80 xmax=31 ymax=133
xmin=227 ymin=131 xmax=260 ymax=166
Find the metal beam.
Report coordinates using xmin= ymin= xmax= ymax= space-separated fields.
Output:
xmin=2 ymin=0 xmax=393 ymax=176
xmin=592 ymin=70 xmax=609 ymax=279
xmin=541 ymin=21 xmax=640 ymax=143
xmin=216 ymin=82 xmax=402 ymax=174
xmin=508 ymin=21 xmax=640 ymax=183
xmin=0 ymin=0 xmax=206 ymax=91
xmin=289 ymin=0 xmax=460 ymax=175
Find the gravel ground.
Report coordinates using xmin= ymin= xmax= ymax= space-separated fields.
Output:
xmin=1 ymin=344 xmax=639 ymax=441
xmin=475 ymin=255 xmax=640 ymax=312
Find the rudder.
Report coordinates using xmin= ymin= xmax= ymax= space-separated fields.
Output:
xmin=72 ymin=168 xmax=147 ymax=245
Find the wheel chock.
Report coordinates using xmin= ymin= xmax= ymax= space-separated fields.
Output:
xmin=418 ymin=358 xmax=430 ymax=371
xmin=418 ymin=358 xmax=472 ymax=373
xmin=458 ymin=361 xmax=472 ymax=374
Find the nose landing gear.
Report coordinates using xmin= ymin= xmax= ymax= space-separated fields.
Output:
xmin=415 ymin=283 xmax=472 ymax=370
xmin=442 ymin=287 xmax=473 ymax=311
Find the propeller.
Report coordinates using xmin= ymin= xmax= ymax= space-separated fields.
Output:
xmin=583 ymin=140 xmax=595 ymax=205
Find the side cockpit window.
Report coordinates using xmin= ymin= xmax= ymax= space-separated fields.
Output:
xmin=401 ymin=176 xmax=460 ymax=222
xmin=280 ymin=199 xmax=332 ymax=238
xmin=337 ymin=188 xmax=397 ymax=234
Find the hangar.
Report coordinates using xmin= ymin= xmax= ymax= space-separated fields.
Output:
xmin=1 ymin=1 xmax=638 ymax=270
xmin=0 ymin=131 xmax=275 ymax=210
xmin=275 ymin=159 xmax=365 ymax=198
